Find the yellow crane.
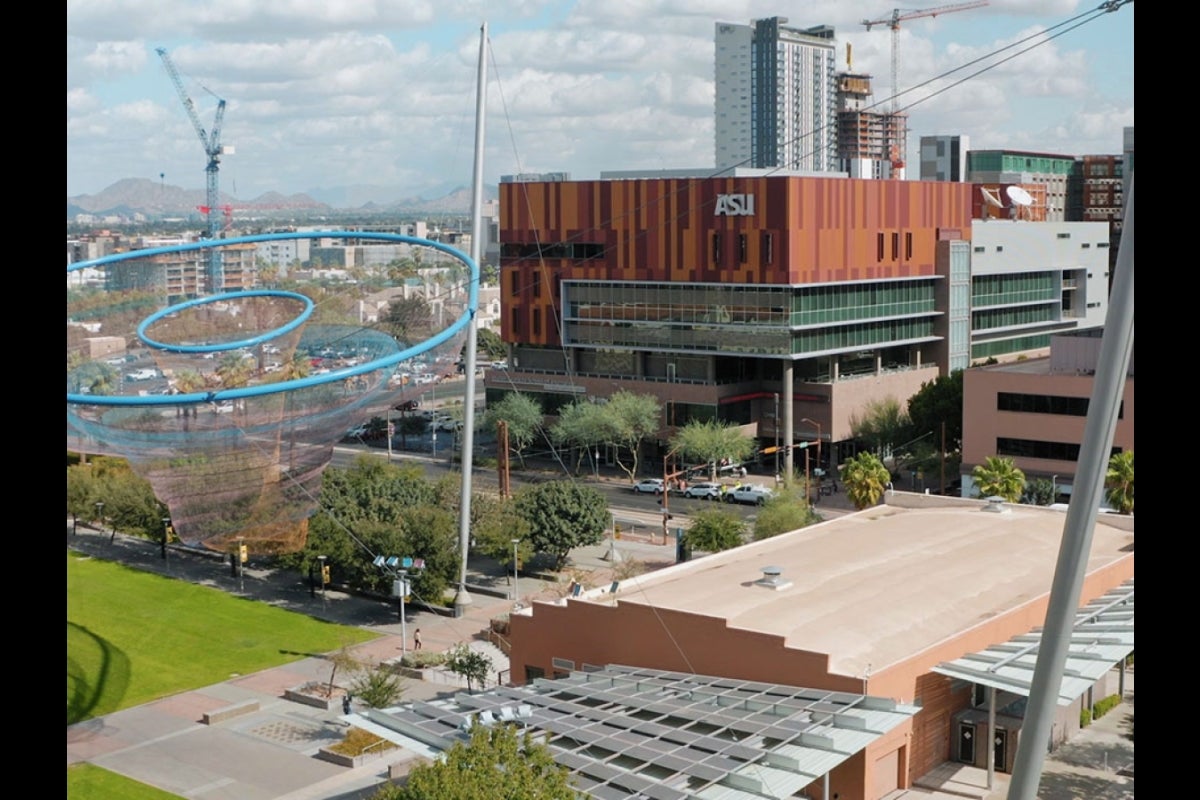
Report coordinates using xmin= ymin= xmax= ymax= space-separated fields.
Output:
xmin=862 ymin=1 xmax=988 ymax=174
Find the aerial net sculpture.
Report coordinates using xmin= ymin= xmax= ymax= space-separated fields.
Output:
xmin=67 ymin=232 xmax=478 ymax=555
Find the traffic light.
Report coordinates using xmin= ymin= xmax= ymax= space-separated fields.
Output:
xmin=321 ymin=564 xmax=331 ymax=585
xmin=238 ymin=544 xmax=248 ymax=564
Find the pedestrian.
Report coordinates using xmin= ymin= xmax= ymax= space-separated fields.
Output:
xmin=342 ymin=693 xmax=352 ymax=714
xmin=413 ymin=628 xmax=422 ymax=651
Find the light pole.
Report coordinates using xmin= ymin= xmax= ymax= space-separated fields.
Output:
xmin=594 ymin=447 xmax=601 ymax=478
xmin=161 ymin=517 xmax=170 ymax=560
xmin=95 ymin=501 xmax=104 ymax=535
xmin=511 ymin=538 xmax=520 ymax=606
xmin=800 ymin=417 xmax=822 ymax=476
xmin=1051 ymin=474 xmax=1058 ymax=504
xmin=317 ymin=555 xmax=327 ymax=603
xmin=774 ymin=393 xmax=780 ymax=478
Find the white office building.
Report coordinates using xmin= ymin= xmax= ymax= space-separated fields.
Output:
xmin=715 ymin=18 xmax=838 ymax=172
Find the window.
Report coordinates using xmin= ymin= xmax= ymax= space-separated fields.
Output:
xmin=532 ymin=307 xmax=541 ymax=336
xmin=996 ymin=246 xmax=1003 ymax=253
xmin=973 ymin=246 xmax=985 ymax=253
xmin=892 ymin=232 xmax=899 ymax=260
xmin=1081 ymin=243 xmax=1091 ymax=249
xmin=1057 ymin=233 xmax=1071 ymax=239
xmin=738 ymin=234 xmax=748 ymax=264
xmin=906 ymin=232 xmax=913 ymax=260
xmin=763 ymin=232 xmax=774 ymax=264
xmin=878 ymin=233 xmax=885 ymax=261
xmin=510 ymin=270 xmax=520 ymax=297
xmin=510 ymin=308 xmax=521 ymax=334
xmin=532 ymin=274 xmax=541 ymax=297
xmin=712 ymin=232 xmax=722 ymax=265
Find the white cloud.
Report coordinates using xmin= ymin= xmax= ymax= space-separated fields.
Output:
xmin=66 ymin=0 xmax=1134 ymax=199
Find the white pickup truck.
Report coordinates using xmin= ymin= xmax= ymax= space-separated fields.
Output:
xmin=724 ymin=484 xmax=775 ymax=506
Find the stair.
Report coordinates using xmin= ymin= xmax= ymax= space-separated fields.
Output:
xmin=426 ymin=638 xmax=512 ymax=689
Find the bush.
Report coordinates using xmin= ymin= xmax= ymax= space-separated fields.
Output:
xmin=400 ymin=650 xmax=448 ymax=669
xmin=1080 ymin=706 xmax=1092 ymax=728
xmin=1092 ymin=693 xmax=1122 ymax=719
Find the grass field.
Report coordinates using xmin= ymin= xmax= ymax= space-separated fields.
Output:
xmin=67 ymin=764 xmax=183 ymax=800
xmin=67 ymin=550 xmax=378 ymax=725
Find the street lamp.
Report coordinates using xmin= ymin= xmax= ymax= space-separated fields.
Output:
xmin=94 ymin=501 xmax=104 ymax=535
xmin=800 ymin=418 xmax=822 ymax=505
xmin=511 ymin=538 xmax=521 ymax=606
xmin=317 ymin=555 xmax=328 ymax=602
xmin=161 ymin=517 xmax=171 ymax=560
xmin=595 ymin=447 xmax=601 ymax=478
xmin=774 ymin=393 xmax=780 ymax=478
xmin=1051 ymin=474 xmax=1058 ymax=504
xmin=799 ymin=417 xmax=822 ymax=475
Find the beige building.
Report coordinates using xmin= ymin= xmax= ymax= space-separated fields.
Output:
xmin=509 ymin=493 xmax=1134 ymax=799
xmin=961 ymin=331 xmax=1134 ymax=500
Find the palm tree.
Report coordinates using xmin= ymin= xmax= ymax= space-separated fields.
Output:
xmin=842 ymin=451 xmax=891 ymax=510
xmin=972 ymin=456 xmax=1025 ymax=502
xmin=1105 ymin=451 xmax=1134 ymax=514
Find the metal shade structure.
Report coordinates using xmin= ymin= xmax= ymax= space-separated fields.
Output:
xmin=932 ymin=579 xmax=1134 ymax=706
xmin=353 ymin=664 xmax=919 ymax=800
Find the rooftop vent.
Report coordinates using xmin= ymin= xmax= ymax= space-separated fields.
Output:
xmin=755 ymin=565 xmax=793 ymax=591
xmin=982 ymin=496 xmax=1010 ymax=514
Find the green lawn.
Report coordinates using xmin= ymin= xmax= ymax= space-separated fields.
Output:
xmin=67 ymin=550 xmax=377 ymax=725
xmin=68 ymin=764 xmax=183 ymax=800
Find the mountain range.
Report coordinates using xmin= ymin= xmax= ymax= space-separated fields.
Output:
xmin=67 ymin=178 xmax=496 ymax=220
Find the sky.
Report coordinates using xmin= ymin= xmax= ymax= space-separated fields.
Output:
xmin=66 ymin=0 xmax=1134 ymax=204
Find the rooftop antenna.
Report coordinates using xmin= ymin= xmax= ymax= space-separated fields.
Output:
xmin=1006 ymin=185 xmax=1033 ymax=221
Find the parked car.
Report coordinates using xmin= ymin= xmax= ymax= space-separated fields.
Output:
xmin=725 ymin=484 xmax=775 ymax=505
xmin=682 ymin=482 xmax=722 ymax=500
xmin=125 ymin=368 xmax=158 ymax=382
xmin=632 ymin=478 xmax=665 ymax=494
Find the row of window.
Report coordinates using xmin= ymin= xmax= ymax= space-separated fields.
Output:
xmin=972 ymin=305 xmax=1056 ymax=331
xmin=997 ymin=437 xmax=1122 ymax=462
xmin=998 ymin=392 xmax=1124 ymax=418
xmin=972 ymin=272 xmax=1058 ymax=307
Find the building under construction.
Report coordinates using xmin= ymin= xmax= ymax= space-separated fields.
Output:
xmin=836 ymin=72 xmax=906 ymax=180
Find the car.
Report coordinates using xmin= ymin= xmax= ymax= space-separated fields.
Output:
xmin=682 ymin=482 xmax=722 ymax=500
xmin=125 ymin=368 xmax=158 ymax=382
xmin=632 ymin=478 xmax=665 ymax=494
xmin=433 ymin=418 xmax=462 ymax=432
xmin=394 ymin=399 xmax=420 ymax=412
xmin=725 ymin=484 xmax=775 ymax=505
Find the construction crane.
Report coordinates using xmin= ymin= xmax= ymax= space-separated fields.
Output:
xmin=861 ymin=1 xmax=988 ymax=176
xmin=157 ymin=46 xmax=231 ymax=293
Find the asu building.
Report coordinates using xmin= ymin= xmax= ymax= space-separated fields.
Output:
xmin=493 ymin=170 xmax=974 ymax=470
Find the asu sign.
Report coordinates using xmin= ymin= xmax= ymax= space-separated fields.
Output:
xmin=714 ymin=193 xmax=756 ymax=216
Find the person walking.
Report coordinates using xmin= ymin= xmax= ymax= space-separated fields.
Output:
xmin=413 ymin=628 xmax=422 ymax=651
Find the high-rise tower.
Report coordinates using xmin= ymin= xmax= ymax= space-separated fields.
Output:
xmin=715 ymin=18 xmax=838 ymax=173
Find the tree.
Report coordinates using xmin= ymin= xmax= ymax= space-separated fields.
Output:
xmin=486 ymin=392 xmax=545 ymax=468
xmin=972 ymin=456 xmax=1025 ymax=502
xmin=595 ymin=390 xmax=662 ymax=483
xmin=841 ymin=451 xmax=891 ymax=510
xmin=906 ymin=370 xmax=964 ymax=452
xmin=470 ymin=494 xmax=534 ymax=573
xmin=684 ymin=508 xmax=745 ymax=553
xmin=325 ymin=643 xmax=363 ymax=699
xmin=549 ymin=400 xmax=607 ymax=474
xmin=1023 ymin=477 xmax=1055 ymax=506
xmin=669 ymin=420 xmax=756 ymax=481
xmin=514 ymin=481 xmax=608 ymax=570
xmin=380 ymin=722 xmax=575 ymax=800
xmin=383 ymin=296 xmax=433 ymax=345
xmin=752 ymin=487 xmax=820 ymax=540
xmin=474 ymin=327 xmax=507 ymax=359
xmin=1105 ymin=451 xmax=1134 ymax=514
xmin=849 ymin=396 xmax=911 ymax=458
xmin=349 ymin=664 xmax=407 ymax=709
xmin=445 ymin=644 xmax=493 ymax=693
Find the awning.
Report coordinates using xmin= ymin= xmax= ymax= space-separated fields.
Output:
xmin=932 ymin=579 xmax=1133 ymax=706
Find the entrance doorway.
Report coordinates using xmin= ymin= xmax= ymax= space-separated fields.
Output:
xmin=958 ymin=723 xmax=975 ymax=764
xmin=993 ymin=729 xmax=1008 ymax=773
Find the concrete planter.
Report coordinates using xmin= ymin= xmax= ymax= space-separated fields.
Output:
xmin=315 ymin=746 xmax=390 ymax=768
xmin=284 ymin=683 xmax=343 ymax=711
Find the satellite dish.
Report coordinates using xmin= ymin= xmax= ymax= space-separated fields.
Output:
xmin=980 ymin=187 xmax=1004 ymax=208
xmin=1006 ymin=185 xmax=1034 ymax=206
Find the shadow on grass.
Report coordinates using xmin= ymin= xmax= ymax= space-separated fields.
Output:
xmin=67 ymin=622 xmax=131 ymax=726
